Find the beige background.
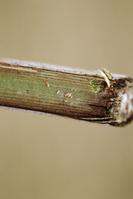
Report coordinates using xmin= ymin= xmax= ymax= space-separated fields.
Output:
xmin=0 ymin=0 xmax=133 ymax=199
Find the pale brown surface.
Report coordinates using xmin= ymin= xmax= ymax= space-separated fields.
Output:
xmin=0 ymin=1 xmax=133 ymax=199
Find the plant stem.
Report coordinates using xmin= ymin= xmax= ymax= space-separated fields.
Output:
xmin=0 ymin=58 xmax=132 ymax=126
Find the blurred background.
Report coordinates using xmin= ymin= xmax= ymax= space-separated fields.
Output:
xmin=0 ymin=0 xmax=132 ymax=198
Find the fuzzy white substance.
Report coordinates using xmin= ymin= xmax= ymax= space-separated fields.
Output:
xmin=118 ymin=89 xmax=133 ymax=123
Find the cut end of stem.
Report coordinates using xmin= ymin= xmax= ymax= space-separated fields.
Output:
xmin=111 ymin=79 xmax=133 ymax=126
